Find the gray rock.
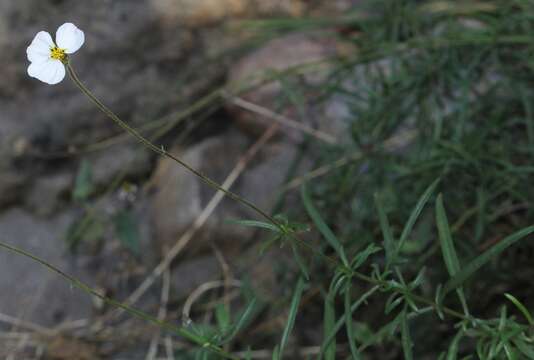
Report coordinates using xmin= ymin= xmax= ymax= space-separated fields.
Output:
xmin=148 ymin=129 xmax=303 ymax=255
xmin=0 ymin=0 xmax=227 ymax=212
xmin=24 ymin=170 xmax=73 ymax=216
xmin=0 ymin=208 xmax=93 ymax=326
xmin=226 ymin=32 xmax=348 ymax=142
xmin=171 ymin=255 xmax=222 ymax=298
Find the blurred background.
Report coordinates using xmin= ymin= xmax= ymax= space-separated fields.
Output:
xmin=1 ymin=0 xmax=534 ymax=359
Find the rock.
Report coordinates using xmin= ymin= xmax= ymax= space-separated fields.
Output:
xmin=151 ymin=0 xmax=305 ymax=27
xmin=148 ymin=129 xmax=302 ymax=255
xmin=0 ymin=208 xmax=93 ymax=326
xmin=171 ymin=255 xmax=222 ymax=298
xmin=0 ymin=165 xmax=27 ymax=209
xmin=90 ymin=145 xmax=152 ymax=188
xmin=24 ymin=170 xmax=73 ymax=216
xmin=226 ymin=32 xmax=346 ymax=141
xmin=0 ymin=0 xmax=227 ymax=215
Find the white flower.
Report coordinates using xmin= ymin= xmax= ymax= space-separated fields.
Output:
xmin=26 ymin=23 xmax=85 ymax=85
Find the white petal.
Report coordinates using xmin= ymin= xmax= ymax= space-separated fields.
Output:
xmin=26 ymin=31 xmax=54 ymax=63
xmin=27 ymin=59 xmax=66 ymax=85
xmin=56 ymin=23 xmax=85 ymax=54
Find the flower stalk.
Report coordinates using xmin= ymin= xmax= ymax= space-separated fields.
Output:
xmin=66 ymin=63 xmax=279 ymax=229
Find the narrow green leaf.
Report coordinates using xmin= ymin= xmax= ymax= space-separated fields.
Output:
xmin=215 ymin=303 xmax=231 ymax=332
xmin=359 ymin=312 xmax=402 ymax=351
xmin=374 ymin=193 xmax=395 ymax=267
xmin=436 ymin=194 xmax=469 ymax=315
xmin=301 ymin=184 xmax=349 ymax=266
xmin=291 ymin=244 xmax=310 ymax=280
xmin=401 ymin=311 xmax=414 ymax=360
xmin=385 ymin=295 xmax=404 ymax=314
xmin=344 ymin=285 xmax=360 ymax=359
xmin=350 ymin=243 xmax=382 ymax=271
xmin=444 ymin=225 xmax=534 ymax=295
xmin=272 ymin=345 xmax=281 ymax=360
xmin=513 ymin=338 xmax=534 ymax=359
xmin=222 ymin=299 xmax=257 ymax=343
xmin=436 ymin=194 xmax=461 ymax=276
xmin=227 ymin=219 xmax=280 ymax=233
xmin=446 ymin=330 xmax=464 ymax=360
xmin=320 ymin=286 xmax=379 ymax=358
xmin=323 ymin=290 xmax=337 ymax=360
xmin=504 ymin=293 xmax=534 ymax=325
xmin=434 ymin=284 xmax=445 ymax=320
xmin=113 ymin=210 xmax=140 ymax=254
xmin=398 ymin=178 xmax=440 ymax=252
xmin=66 ymin=214 xmax=104 ymax=252
xmin=73 ymin=159 xmax=93 ymax=201
xmin=279 ymin=277 xmax=306 ymax=358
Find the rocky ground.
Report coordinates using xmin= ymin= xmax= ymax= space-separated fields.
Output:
xmin=0 ymin=0 xmax=359 ymax=358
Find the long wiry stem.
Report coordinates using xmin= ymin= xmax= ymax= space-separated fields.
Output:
xmin=66 ymin=63 xmax=279 ymax=229
xmin=0 ymin=241 xmax=239 ymax=360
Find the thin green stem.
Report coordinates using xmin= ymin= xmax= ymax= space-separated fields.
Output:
xmin=0 ymin=241 xmax=239 ymax=360
xmin=66 ymin=63 xmax=278 ymax=229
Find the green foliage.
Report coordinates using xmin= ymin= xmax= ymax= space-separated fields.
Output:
xmin=73 ymin=159 xmax=94 ymax=201
xmin=112 ymin=209 xmax=140 ymax=255
xmin=9 ymin=0 xmax=534 ymax=358
xmin=278 ymin=277 xmax=306 ymax=358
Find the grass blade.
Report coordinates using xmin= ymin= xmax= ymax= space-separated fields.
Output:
xmin=504 ymin=293 xmax=534 ymax=325
xmin=436 ymin=194 xmax=461 ymax=276
xmin=301 ymin=183 xmax=349 ymax=266
xmin=279 ymin=277 xmax=306 ymax=358
xmin=436 ymin=194 xmax=469 ymax=314
xmin=320 ymin=286 xmax=379 ymax=358
xmin=446 ymin=330 xmax=464 ymax=360
xmin=398 ymin=178 xmax=440 ymax=252
xmin=401 ymin=310 xmax=414 ymax=360
xmin=344 ymin=285 xmax=361 ymax=359
xmin=374 ymin=193 xmax=395 ymax=267
xmin=227 ymin=219 xmax=280 ymax=233
xmin=443 ymin=225 xmax=534 ymax=296
xmin=291 ymin=244 xmax=310 ymax=280
xmin=323 ymin=289 xmax=337 ymax=360
xmin=222 ymin=299 xmax=258 ymax=344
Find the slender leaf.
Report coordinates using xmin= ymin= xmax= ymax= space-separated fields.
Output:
xmin=73 ymin=159 xmax=93 ymax=201
xmin=398 ymin=178 xmax=440 ymax=252
xmin=227 ymin=219 xmax=280 ymax=233
xmin=444 ymin=225 xmax=534 ymax=295
xmin=374 ymin=193 xmax=395 ymax=267
xmin=291 ymin=244 xmax=310 ymax=280
xmin=113 ymin=210 xmax=140 ymax=254
xmin=301 ymin=184 xmax=349 ymax=266
xmin=222 ymin=299 xmax=257 ymax=343
xmin=279 ymin=277 xmax=306 ymax=358
xmin=344 ymin=285 xmax=360 ymax=359
xmin=215 ymin=303 xmax=231 ymax=333
xmin=513 ymin=338 xmax=534 ymax=359
xmin=350 ymin=243 xmax=382 ymax=271
xmin=401 ymin=311 xmax=414 ymax=360
xmin=436 ymin=194 xmax=469 ymax=315
xmin=447 ymin=330 xmax=464 ymax=360
xmin=504 ymin=293 xmax=534 ymax=325
xmin=436 ymin=194 xmax=462 ymax=276
xmin=323 ymin=289 xmax=337 ymax=360
xmin=272 ymin=345 xmax=281 ymax=360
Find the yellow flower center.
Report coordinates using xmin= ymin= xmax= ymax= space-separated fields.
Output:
xmin=50 ymin=46 xmax=67 ymax=62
